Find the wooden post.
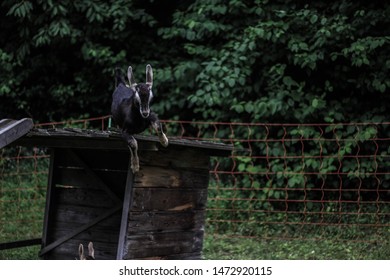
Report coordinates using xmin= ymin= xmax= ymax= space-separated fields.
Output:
xmin=116 ymin=162 xmax=134 ymax=259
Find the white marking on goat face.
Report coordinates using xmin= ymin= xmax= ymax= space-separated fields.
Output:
xmin=134 ymin=88 xmax=141 ymax=106
xmin=148 ymin=88 xmax=153 ymax=103
xmin=134 ymin=84 xmax=152 ymax=118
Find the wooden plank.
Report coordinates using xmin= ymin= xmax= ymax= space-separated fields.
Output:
xmin=134 ymin=252 xmax=202 ymax=260
xmin=123 ymin=230 xmax=204 ymax=259
xmin=52 ymin=187 xmax=117 ymax=209
xmin=16 ymin=128 xmax=233 ymax=156
xmin=49 ymin=204 xmax=119 ymax=225
xmin=54 ymin=168 xmax=105 ymax=190
xmin=15 ymin=135 xmax=228 ymax=187
xmin=131 ymin=188 xmax=208 ymax=211
xmin=50 ymin=219 xmax=122 ymax=237
xmin=54 ymin=167 xmax=128 ymax=198
xmin=128 ymin=211 xmax=205 ymax=233
xmin=116 ymin=167 xmax=134 ymax=259
xmin=164 ymin=137 xmax=232 ymax=156
xmin=134 ymin=166 xmax=182 ymax=188
xmin=0 ymin=238 xmax=41 ymax=250
xmin=0 ymin=119 xmax=13 ymax=131
xmin=16 ymin=135 xmax=158 ymax=151
xmin=140 ymin=148 xmax=210 ymax=170
xmin=134 ymin=166 xmax=209 ymax=189
xmin=55 ymin=148 xmax=130 ymax=171
xmin=0 ymin=119 xmax=13 ymax=126
xmin=0 ymin=118 xmax=33 ymax=149
xmin=15 ymin=134 xmax=126 ymax=150
xmin=41 ymin=149 xmax=56 ymax=259
xmin=134 ymin=133 xmax=233 ymax=155
xmin=47 ymin=223 xmax=121 ymax=244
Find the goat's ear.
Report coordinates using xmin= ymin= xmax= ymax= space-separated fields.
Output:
xmin=88 ymin=242 xmax=95 ymax=259
xmin=127 ymin=66 xmax=135 ymax=87
xmin=146 ymin=64 xmax=153 ymax=88
xmin=79 ymin=244 xmax=85 ymax=260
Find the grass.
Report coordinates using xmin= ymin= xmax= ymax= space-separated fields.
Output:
xmin=0 ymin=246 xmax=41 ymax=260
xmin=203 ymin=234 xmax=390 ymax=260
xmin=2 ymin=234 xmax=389 ymax=260
xmin=0 ymin=147 xmax=48 ymax=260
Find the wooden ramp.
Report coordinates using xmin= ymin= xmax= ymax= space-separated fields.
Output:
xmin=0 ymin=118 xmax=34 ymax=149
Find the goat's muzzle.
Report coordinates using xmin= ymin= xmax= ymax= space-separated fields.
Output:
xmin=140 ymin=109 xmax=150 ymax=118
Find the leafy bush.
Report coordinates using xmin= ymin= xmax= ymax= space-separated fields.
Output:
xmin=0 ymin=1 xmax=389 ymax=124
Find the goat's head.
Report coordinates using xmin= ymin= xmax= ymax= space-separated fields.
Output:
xmin=128 ymin=64 xmax=153 ymax=118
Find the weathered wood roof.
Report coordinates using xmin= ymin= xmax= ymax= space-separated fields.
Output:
xmin=0 ymin=118 xmax=34 ymax=149
xmin=14 ymin=127 xmax=232 ymax=156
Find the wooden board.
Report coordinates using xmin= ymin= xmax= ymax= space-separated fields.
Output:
xmin=134 ymin=166 xmax=209 ymax=189
xmin=135 ymin=252 xmax=202 ymax=260
xmin=15 ymin=127 xmax=233 ymax=157
xmin=54 ymin=148 xmax=130 ymax=171
xmin=53 ymin=167 xmax=128 ymax=198
xmin=0 ymin=118 xmax=33 ymax=149
xmin=139 ymin=147 xmax=211 ymax=170
xmin=0 ymin=238 xmax=41 ymax=250
xmin=128 ymin=211 xmax=205 ymax=234
xmin=53 ymin=187 xmax=117 ymax=208
xmin=123 ymin=230 xmax=204 ymax=259
xmin=131 ymin=188 xmax=208 ymax=211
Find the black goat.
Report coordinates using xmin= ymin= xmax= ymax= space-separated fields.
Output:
xmin=111 ymin=64 xmax=168 ymax=173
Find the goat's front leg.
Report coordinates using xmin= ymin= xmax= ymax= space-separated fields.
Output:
xmin=129 ymin=137 xmax=139 ymax=173
xmin=122 ymin=132 xmax=139 ymax=173
xmin=151 ymin=120 xmax=168 ymax=147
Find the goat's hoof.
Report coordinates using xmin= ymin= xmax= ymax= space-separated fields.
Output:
xmin=131 ymin=160 xmax=140 ymax=174
xmin=131 ymin=165 xmax=139 ymax=174
xmin=160 ymin=134 xmax=169 ymax=147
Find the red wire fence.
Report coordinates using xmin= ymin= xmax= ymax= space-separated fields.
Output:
xmin=1 ymin=116 xmax=389 ymax=249
xmin=164 ymin=119 xmax=390 ymax=243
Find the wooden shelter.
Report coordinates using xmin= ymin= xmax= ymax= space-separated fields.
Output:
xmin=3 ymin=121 xmax=232 ymax=260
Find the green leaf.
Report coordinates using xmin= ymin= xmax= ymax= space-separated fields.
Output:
xmin=245 ymin=103 xmax=254 ymax=113
xmin=7 ymin=1 xmax=33 ymax=18
xmin=188 ymin=20 xmax=196 ymax=29
xmin=232 ymin=104 xmax=244 ymax=113
xmin=310 ymin=14 xmax=318 ymax=24
xmin=227 ymin=78 xmax=236 ymax=87
xmin=312 ymin=98 xmax=319 ymax=108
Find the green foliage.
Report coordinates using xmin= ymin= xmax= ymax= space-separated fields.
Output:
xmin=157 ymin=0 xmax=390 ymax=123
xmin=0 ymin=0 xmax=159 ymax=120
xmin=1 ymin=1 xmax=389 ymax=123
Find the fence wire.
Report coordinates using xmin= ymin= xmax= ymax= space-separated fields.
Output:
xmin=163 ymin=120 xmax=390 ymax=243
xmin=1 ymin=116 xmax=389 ymax=248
